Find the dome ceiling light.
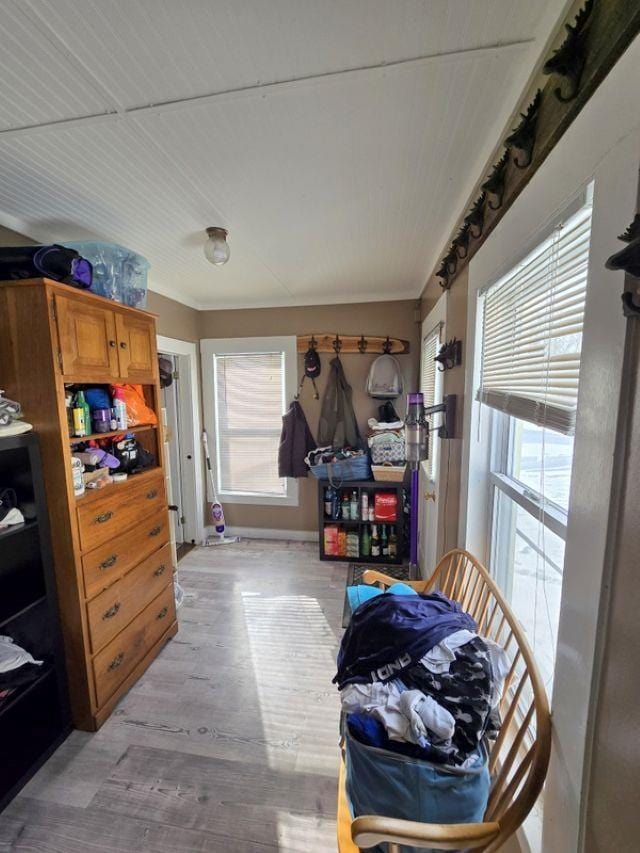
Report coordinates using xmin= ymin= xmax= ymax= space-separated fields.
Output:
xmin=204 ymin=227 xmax=230 ymax=266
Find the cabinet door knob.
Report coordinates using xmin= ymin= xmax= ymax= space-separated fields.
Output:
xmin=149 ymin=525 xmax=162 ymax=537
xmin=99 ymin=554 xmax=117 ymax=570
xmin=156 ymin=606 xmax=168 ymax=620
xmin=102 ymin=602 xmax=121 ymax=620
xmin=154 ymin=564 xmax=166 ymax=577
xmin=109 ymin=340 xmax=117 ymax=348
xmin=120 ymin=341 xmax=128 ymax=349
xmin=96 ymin=511 xmax=113 ymax=524
xmin=108 ymin=652 xmax=125 ymax=671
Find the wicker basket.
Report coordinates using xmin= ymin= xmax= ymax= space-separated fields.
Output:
xmin=371 ymin=464 xmax=406 ymax=482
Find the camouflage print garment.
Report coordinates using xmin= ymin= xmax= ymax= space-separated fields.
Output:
xmin=401 ymin=636 xmax=500 ymax=766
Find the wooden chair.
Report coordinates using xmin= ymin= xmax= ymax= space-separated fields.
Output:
xmin=337 ymin=548 xmax=551 ymax=852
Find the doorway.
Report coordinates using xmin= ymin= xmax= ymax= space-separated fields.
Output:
xmin=418 ymin=292 xmax=447 ymax=577
xmin=156 ymin=335 xmax=205 ymax=560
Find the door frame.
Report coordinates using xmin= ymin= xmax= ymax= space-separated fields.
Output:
xmin=418 ymin=292 xmax=447 ymax=577
xmin=157 ymin=335 xmax=204 ymax=546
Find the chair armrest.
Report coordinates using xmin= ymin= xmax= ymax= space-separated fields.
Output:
xmin=361 ymin=570 xmax=427 ymax=591
xmin=351 ymin=815 xmax=501 ymax=850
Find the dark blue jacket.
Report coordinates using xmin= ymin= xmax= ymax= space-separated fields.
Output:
xmin=334 ymin=592 xmax=476 ymax=688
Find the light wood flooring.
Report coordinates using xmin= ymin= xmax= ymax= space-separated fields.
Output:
xmin=0 ymin=539 xmax=347 ymax=852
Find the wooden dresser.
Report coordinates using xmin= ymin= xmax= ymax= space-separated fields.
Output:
xmin=0 ymin=278 xmax=178 ymax=730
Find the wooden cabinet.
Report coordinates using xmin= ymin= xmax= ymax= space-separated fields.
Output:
xmin=114 ymin=312 xmax=156 ymax=382
xmin=0 ymin=278 xmax=177 ymax=732
xmin=54 ymin=291 xmax=156 ymax=382
xmin=55 ymin=292 xmax=119 ymax=379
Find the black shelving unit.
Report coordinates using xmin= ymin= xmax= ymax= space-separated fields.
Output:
xmin=317 ymin=478 xmax=406 ymax=564
xmin=0 ymin=432 xmax=71 ymax=812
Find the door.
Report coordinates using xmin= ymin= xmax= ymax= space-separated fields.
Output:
xmin=418 ymin=292 xmax=447 ymax=576
xmin=159 ymin=353 xmax=185 ymax=551
xmin=55 ymin=293 xmax=119 ymax=379
xmin=115 ymin=312 xmax=156 ymax=382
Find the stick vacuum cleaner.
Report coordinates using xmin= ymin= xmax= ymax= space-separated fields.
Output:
xmin=202 ymin=430 xmax=238 ymax=546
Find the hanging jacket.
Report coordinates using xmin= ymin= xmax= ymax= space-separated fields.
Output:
xmin=278 ymin=401 xmax=316 ymax=478
xmin=318 ymin=356 xmax=361 ymax=448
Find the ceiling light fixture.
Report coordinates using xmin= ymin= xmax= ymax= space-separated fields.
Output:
xmin=204 ymin=227 xmax=230 ymax=266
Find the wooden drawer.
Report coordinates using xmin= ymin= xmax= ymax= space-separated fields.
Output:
xmin=93 ymin=583 xmax=175 ymax=708
xmin=77 ymin=471 xmax=166 ymax=552
xmin=86 ymin=543 xmax=173 ymax=654
xmin=81 ymin=510 xmax=169 ymax=599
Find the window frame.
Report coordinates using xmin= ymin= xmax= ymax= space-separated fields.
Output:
xmin=200 ymin=336 xmax=299 ymax=507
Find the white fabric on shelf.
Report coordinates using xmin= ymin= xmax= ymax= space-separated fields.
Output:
xmin=0 ymin=635 xmax=43 ymax=673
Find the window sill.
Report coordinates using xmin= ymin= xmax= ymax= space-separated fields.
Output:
xmin=216 ymin=490 xmax=299 ymax=507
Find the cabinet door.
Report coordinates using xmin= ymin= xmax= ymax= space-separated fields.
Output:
xmin=115 ymin=312 xmax=156 ymax=383
xmin=55 ymin=294 xmax=119 ymax=379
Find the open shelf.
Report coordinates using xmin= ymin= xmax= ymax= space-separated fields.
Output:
xmin=0 ymin=595 xmax=47 ymax=633
xmin=0 ymin=519 xmax=38 ymax=542
xmin=0 ymin=664 xmax=53 ymax=721
xmin=68 ymin=423 xmax=157 ymax=444
xmin=74 ymin=464 xmax=162 ymax=504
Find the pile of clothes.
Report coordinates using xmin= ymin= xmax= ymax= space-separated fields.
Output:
xmin=305 ymin=445 xmax=366 ymax=468
xmin=335 ymin=584 xmax=510 ymax=768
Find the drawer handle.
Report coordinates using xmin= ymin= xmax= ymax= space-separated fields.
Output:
xmin=156 ymin=606 xmax=168 ymax=620
xmin=95 ymin=511 xmax=113 ymax=524
xmin=154 ymin=563 xmax=167 ymax=577
xmin=149 ymin=525 xmax=162 ymax=537
xmin=120 ymin=341 xmax=128 ymax=349
xmin=146 ymin=489 xmax=158 ymax=500
xmin=102 ymin=602 xmax=121 ymax=620
xmin=99 ymin=554 xmax=117 ymax=571
xmin=108 ymin=652 xmax=125 ymax=671
xmin=109 ymin=339 xmax=117 ymax=348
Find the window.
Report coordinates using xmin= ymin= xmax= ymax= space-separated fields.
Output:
xmin=479 ymin=195 xmax=592 ymax=690
xmin=201 ymin=337 xmax=298 ymax=506
xmin=420 ymin=323 xmax=443 ymax=481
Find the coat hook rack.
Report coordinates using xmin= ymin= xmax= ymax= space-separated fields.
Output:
xmin=296 ymin=334 xmax=410 ymax=355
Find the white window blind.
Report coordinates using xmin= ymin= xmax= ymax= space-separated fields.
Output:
xmin=478 ymin=203 xmax=592 ymax=435
xmin=213 ymin=352 xmax=286 ymax=497
xmin=420 ymin=324 xmax=442 ymax=480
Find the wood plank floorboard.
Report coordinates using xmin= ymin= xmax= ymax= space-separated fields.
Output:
xmin=0 ymin=540 xmax=346 ymax=852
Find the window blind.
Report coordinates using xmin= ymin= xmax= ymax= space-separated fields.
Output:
xmin=478 ymin=203 xmax=592 ymax=435
xmin=420 ymin=324 xmax=442 ymax=480
xmin=214 ymin=352 xmax=286 ymax=496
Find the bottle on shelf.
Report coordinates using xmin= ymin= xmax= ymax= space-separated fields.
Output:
xmin=324 ymin=487 xmax=333 ymax=518
xmin=368 ymin=502 xmax=375 ymax=522
xmin=331 ymin=488 xmax=340 ymax=520
xmin=72 ymin=394 xmax=87 ymax=437
xmin=381 ymin=524 xmax=389 ymax=558
xmin=341 ymin=491 xmax=350 ymax=521
xmin=361 ymin=490 xmax=369 ymax=521
xmin=350 ymin=490 xmax=358 ymax=521
xmin=347 ymin=531 xmax=359 ymax=559
xmin=361 ymin=526 xmax=371 ymax=558
xmin=371 ymin=524 xmax=380 ymax=558
xmin=389 ymin=527 xmax=397 ymax=558
xmin=112 ymin=387 xmax=127 ymax=431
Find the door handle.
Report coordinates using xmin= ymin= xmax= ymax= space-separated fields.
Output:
xmin=424 ymin=491 xmax=436 ymax=502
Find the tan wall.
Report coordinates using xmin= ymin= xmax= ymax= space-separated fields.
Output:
xmin=0 ymin=225 xmax=37 ymax=246
xmin=198 ymin=300 xmax=420 ymax=532
xmin=147 ymin=289 xmax=200 ymax=343
xmin=421 ymin=270 xmax=468 ymax=557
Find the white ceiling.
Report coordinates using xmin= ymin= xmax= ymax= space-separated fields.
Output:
xmin=0 ymin=0 xmax=565 ymax=309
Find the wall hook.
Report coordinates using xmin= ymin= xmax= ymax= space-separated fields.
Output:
xmin=332 ymin=334 xmax=342 ymax=354
xmin=436 ymin=259 xmax=451 ymax=290
xmin=481 ymin=151 xmax=509 ymax=210
xmin=309 ymin=335 xmax=318 ymax=350
xmin=357 ymin=335 xmax=368 ymax=353
xmin=383 ymin=336 xmax=392 ymax=354
xmin=543 ymin=0 xmax=594 ymax=103
xmin=464 ymin=193 xmax=487 ymax=239
xmin=505 ymin=90 xmax=542 ymax=169
xmin=606 ymin=214 xmax=640 ymax=279
xmin=454 ymin=223 xmax=471 ymax=259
